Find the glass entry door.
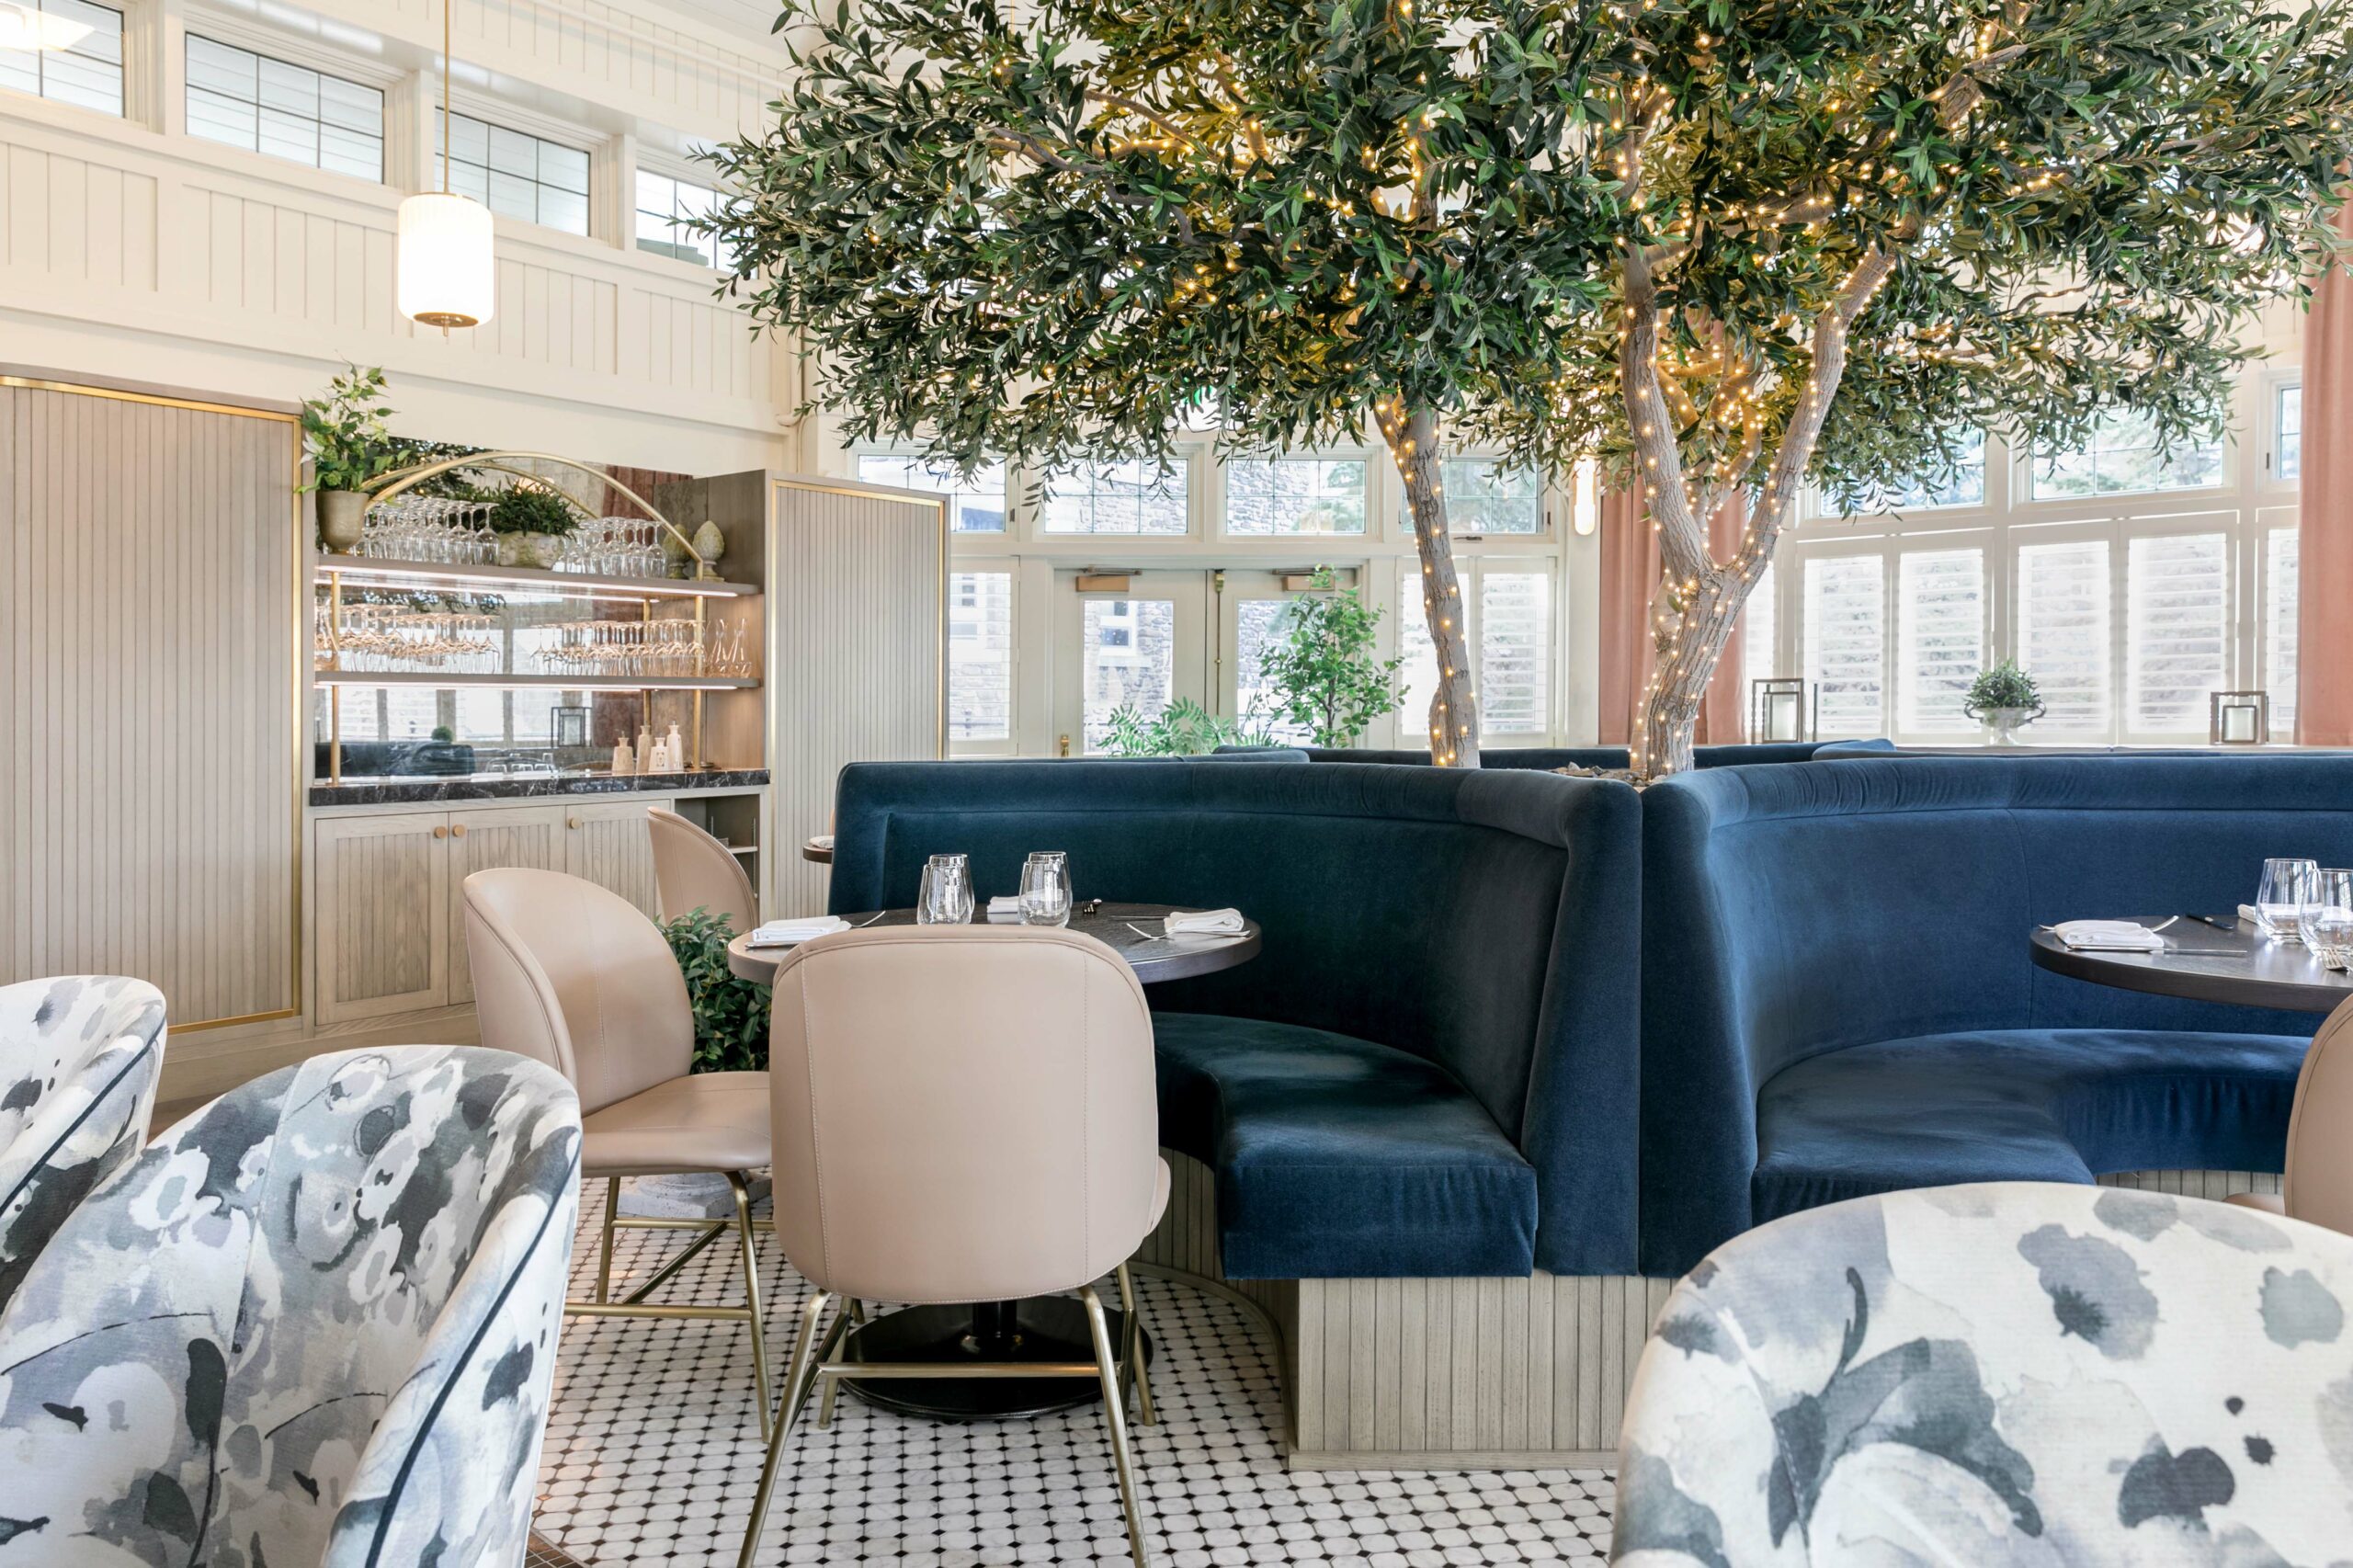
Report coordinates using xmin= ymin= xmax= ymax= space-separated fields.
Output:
xmin=1052 ymin=571 xmax=1211 ymax=755
xmin=1218 ymin=568 xmax=1325 ymax=744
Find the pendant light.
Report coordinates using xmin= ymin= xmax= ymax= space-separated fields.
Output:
xmin=397 ymin=0 xmax=494 ymax=330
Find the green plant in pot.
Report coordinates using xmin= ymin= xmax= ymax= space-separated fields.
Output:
xmin=1100 ymin=697 xmax=1265 ymax=756
xmin=301 ymin=364 xmax=396 ymax=554
xmin=488 ymin=483 xmax=579 ymax=569
xmin=661 ymin=909 xmax=771 ymax=1074
xmin=1257 ymin=568 xmax=1404 ymax=749
xmin=1964 ymin=662 xmax=2046 ymax=745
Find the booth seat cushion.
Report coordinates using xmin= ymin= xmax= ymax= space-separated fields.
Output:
xmin=1754 ymin=1027 xmax=2304 ymax=1221
xmin=1153 ymin=1012 xmax=1538 ymax=1278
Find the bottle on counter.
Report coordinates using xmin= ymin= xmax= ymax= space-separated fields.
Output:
xmin=612 ymin=737 xmax=633 ymax=776
xmin=665 ymin=722 xmax=686 ymax=772
xmin=635 ymin=723 xmax=654 ymax=774
xmin=647 ymin=737 xmax=670 ymax=773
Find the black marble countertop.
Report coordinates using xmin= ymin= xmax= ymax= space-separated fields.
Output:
xmin=310 ymin=768 xmax=768 ymax=807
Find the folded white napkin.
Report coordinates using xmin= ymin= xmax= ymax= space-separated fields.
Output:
xmin=746 ymin=915 xmax=850 ymax=948
xmin=1165 ymin=908 xmax=1246 ymax=937
xmin=986 ymin=895 xmax=1021 ymax=923
xmin=808 ymin=834 xmax=835 ymax=849
xmin=2052 ymin=919 xmax=2165 ymax=953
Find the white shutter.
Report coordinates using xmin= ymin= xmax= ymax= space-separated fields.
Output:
xmin=2266 ymin=528 xmax=2300 ymax=739
xmin=1802 ymin=554 xmax=1886 ymax=737
xmin=2016 ymin=540 xmax=2111 ymax=735
xmin=1478 ymin=570 xmax=1552 ymax=734
xmin=2125 ymin=532 xmax=2230 ymax=734
xmin=1741 ymin=562 xmax=1778 ymax=690
xmin=1394 ymin=564 xmax=1441 ymax=747
xmin=1896 ymin=548 xmax=1985 ymax=734
xmin=948 ymin=570 xmax=1014 ymax=743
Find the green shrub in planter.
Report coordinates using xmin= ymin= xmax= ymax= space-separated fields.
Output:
xmin=661 ymin=908 xmax=770 ymax=1074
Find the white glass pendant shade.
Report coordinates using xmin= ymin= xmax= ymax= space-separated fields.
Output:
xmin=397 ymin=191 xmax=495 ymax=330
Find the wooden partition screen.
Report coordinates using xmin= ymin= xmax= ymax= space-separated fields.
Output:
xmin=0 ymin=374 xmax=301 ymax=1028
xmin=767 ymin=475 xmax=948 ymax=918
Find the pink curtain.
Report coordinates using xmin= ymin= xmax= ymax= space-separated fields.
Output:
xmin=1596 ymin=487 xmax=1749 ymax=745
xmin=2301 ymin=210 xmax=2353 ymax=744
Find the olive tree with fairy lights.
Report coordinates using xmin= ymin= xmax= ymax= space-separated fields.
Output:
xmin=702 ymin=0 xmax=2352 ymax=773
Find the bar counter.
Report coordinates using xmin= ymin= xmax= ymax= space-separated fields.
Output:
xmin=308 ymin=767 xmax=769 ymax=808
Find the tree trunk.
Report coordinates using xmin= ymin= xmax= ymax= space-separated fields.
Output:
xmin=1629 ymin=558 xmax=1762 ymax=778
xmin=1383 ymin=407 xmax=1480 ymax=767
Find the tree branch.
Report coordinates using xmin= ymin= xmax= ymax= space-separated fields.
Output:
xmin=986 ymin=130 xmax=1199 ymax=244
xmin=1744 ymin=247 xmax=1898 ymax=569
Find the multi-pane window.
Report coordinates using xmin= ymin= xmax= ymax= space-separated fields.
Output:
xmin=1080 ymin=598 xmax=1176 ymax=750
xmin=635 ymin=171 xmax=720 ymax=267
xmin=1041 ymin=460 xmax=1188 ymax=535
xmin=2031 ymin=410 xmax=2224 ymax=500
xmin=1833 ymin=430 xmax=1987 ymax=517
xmin=948 ymin=570 xmax=1014 ymax=742
xmin=1224 ymin=457 xmax=1368 ymax=536
xmin=1802 ymin=553 xmax=1886 ymax=737
xmin=186 ymin=36 xmax=384 ymax=181
xmin=2124 ymin=532 xmax=2231 ymax=733
xmin=1442 ymin=460 xmax=1543 ymax=535
xmin=856 ymin=454 xmax=1007 ymax=533
xmin=1896 ymin=549 xmax=1985 ymax=733
xmin=1741 ymin=563 xmax=1779 ymax=733
xmin=0 ymin=0 xmax=121 ymax=114
xmin=1478 ymin=571 xmax=1552 ymax=734
xmin=437 ymin=111 xmax=589 ymax=234
xmin=2277 ymin=384 xmax=2303 ymax=483
xmin=2266 ymin=528 xmax=2299 ymax=740
xmin=1393 ymin=570 xmax=1440 ymax=747
xmin=2014 ymin=539 xmax=2112 ymax=735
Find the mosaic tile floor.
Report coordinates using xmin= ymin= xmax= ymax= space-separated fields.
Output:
xmin=537 ymin=1186 xmax=1617 ymax=1566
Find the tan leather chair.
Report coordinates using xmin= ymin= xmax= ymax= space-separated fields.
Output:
xmin=2229 ymin=997 xmax=2353 ymax=1233
xmin=463 ymin=866 xmax=775 ymax=1437
xmin=648 ymin=806 xmax=757 ymax=934
xmin=737 ymin=925 xmax=1168 ymax=1568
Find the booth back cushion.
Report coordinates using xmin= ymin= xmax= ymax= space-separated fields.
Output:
xmin=1650 ymin=756 xmax=2353 ymax=1090
xmin=829 ymin=761 xmax=1640 ymax=1175
xmin=1279 ymin=742 xmax=1857 ymax=768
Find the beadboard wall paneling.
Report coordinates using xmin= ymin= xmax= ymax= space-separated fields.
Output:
xmin=767 ymin=477 xmax=946 ymax=919
xmin=0 ymin=379 xmax=300 ymax=1028
xmin=0 ymin=101 xmax=783 ymax=439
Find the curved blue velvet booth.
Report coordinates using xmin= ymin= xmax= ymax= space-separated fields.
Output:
xmin=829 ymin=760 xmax=1643 ymax=1278
xmin=1641 ymin=755 xmax=2353 ymax=1275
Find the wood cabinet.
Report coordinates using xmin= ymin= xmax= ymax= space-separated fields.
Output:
xmin=313 ymin=797 xmax=671 ymax=1024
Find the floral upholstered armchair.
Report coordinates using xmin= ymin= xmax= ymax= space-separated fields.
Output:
xmin=0 ymin=975 xmax=167 ymax=1317
xmin=0 ymin=1045 xmax=582 ymax=1567
xmin=1614 ymin=1181 xmax=2353 ymax=1565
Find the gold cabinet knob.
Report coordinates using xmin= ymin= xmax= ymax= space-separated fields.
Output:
xmin=451 ymin=824 xmax=468 ymax=838
xmin=432 ymin=825 xmax=449 ymax=839
xmin=568 ymin=816 xmax=582 ymax=830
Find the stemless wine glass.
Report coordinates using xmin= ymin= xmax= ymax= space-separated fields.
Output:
xmin=916 ymin=853 xmax=974 ymax=925
xmin=1018 ymin=851 xmax=1073 ymax=927
xmin=2308 ymin=869 xmax=2353 ymax=967
xmin=2256 ymin=858 xmax=2318 ymax=940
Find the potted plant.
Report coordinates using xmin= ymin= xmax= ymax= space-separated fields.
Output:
xmin=1964 ymin=661 xmax=2047 ymax=744
xmin=487 ymin=483 xmax=578 ymax=569
xmin=1099 ymin=697 xmax=1263 ymax=756
xmin=1257 ymin=567 xmax=1405 ymax=748
xmin=300 ymin=364 xmax=397 ymax=553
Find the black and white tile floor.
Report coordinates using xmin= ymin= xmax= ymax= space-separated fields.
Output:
xmin=535 ymin=1186 xmax=1616 ymax=1566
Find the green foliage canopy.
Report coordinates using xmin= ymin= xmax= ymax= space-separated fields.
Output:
xmin=702 ymin=0 xmax=2352 ymax=505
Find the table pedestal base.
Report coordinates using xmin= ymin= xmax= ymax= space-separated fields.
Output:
xmin=838 ymin=1297 xmax=1149 ymax=1422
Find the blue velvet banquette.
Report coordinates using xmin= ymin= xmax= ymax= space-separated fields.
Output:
xmin=1233 ymin=743 xmax=1864 ymax=768
xmin=1641 ymin=754 xmax=2353 ymax=1275
xmin=827 ymin=759 xmax=1643 ymax=1278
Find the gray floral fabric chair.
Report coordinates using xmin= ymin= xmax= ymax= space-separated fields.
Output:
xmin=0 ymin=1045 xmax=581 ymax=1567
xmin=0 ymin=975 xmax=167 ymax=1317
xmin=1614 ymin=1181 xmax=2353 ymax=1565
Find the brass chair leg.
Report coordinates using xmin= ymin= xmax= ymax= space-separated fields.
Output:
xmin=596 ymin=1176 xmax=620 ymax=1303
xmin=727 ymin=1171 xmax=775 ymax=1444
xmin=1115 ymin=1262 xmax=1155 ymax=1426
xmin=736 ymin=1290 xmax=835 ymax=1568
xmin=1080 ymin=1285 xmax=1152 ymax=1568
xmin=817 ymin=1300 xmax=865 ymax=1429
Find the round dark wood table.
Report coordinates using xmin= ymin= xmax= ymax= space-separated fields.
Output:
xmin=726 ymin=901 xmax=1261 ymax=986
xmin=2029 ymin=916 xmax=2353 ymax=1015
xmin=725 ymin=900 xmax=1259 ymax=1422
xmin=801 ymin=835 xmax=833 ymax=865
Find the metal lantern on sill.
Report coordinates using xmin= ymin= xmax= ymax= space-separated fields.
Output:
xmin=1749 ymin=676 xmax=1814 ymax=744
xmin=2210 ymin=690 xmax=2270 ymax=745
